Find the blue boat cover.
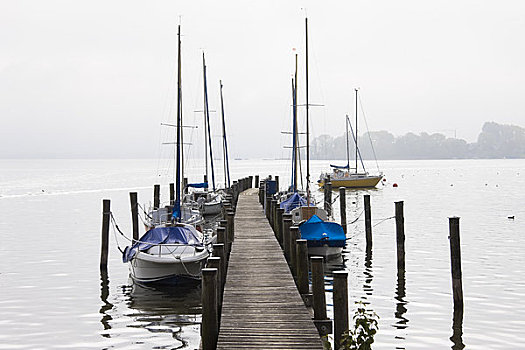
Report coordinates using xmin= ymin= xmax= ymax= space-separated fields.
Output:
xmin=123 ymin=226 xmax=202 ymax=263
xmin=280 ymin=192 xmax=307 ymax=212
xmin=330 ymin=163 xmax=349 ymax=169
xmin=298 ymin=215 xmax=346 ymax=247
xmin=265 ymin=180 xmax=277 ymax=195
xmin=187 ymin=182 xmax=208 ymax=188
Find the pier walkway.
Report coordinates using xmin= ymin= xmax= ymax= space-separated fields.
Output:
xmin=216 ymin=189 xmax=323 ymax=349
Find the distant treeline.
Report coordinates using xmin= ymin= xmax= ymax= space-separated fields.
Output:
xmin=310 ymin=122 xmax=525 ymax=160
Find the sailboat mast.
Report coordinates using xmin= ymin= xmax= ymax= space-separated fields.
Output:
xmin=202 ymin=53 xmax=216 ymax=191
xmin=202 ymin=53 xmax=209 ymax=186
xmin=346 ymin=114 xmax=350 ymax=169
xmin=355 ymin=88 xmax=358 ymax=174
xmin=293 ymin=53 xmax=299 ymax=193
xmin=220 ymin=80 xmax=231 ymax=188
xmin=305 ymin=17 xmax=310 ymax=205
xmin=174 ymin=24 xmax=182 ymax=221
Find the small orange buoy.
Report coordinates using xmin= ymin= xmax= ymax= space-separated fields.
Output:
xmin=393 ymin=183 xmax=398 ymax=187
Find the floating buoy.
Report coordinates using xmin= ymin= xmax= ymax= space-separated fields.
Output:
xmin=382 ymin=178 xmax=387 ymax=182
xmin=393 ymin=183 xmax=398 ymax=187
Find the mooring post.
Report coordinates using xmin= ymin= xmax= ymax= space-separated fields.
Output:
xmin=324 ymin=182 xmax=332 ymax=217
xmin=213 ymin=243 xmax=227 ymax=289
xmin=290 ymin=226 xmax=299 ymax=276
xmin=169 ymin=183 xmax=175 ymax=206
xmin=216 ymin=226 xmax=228 ymax=260
xmin=255 ymin=175 xmax=259 ymax=188
xmin=339 ymin=187 xmax=347 ymax=233
xmin=276 ymin=207 xmax=284 ymax=243
xmin=296 ymin=239 xmax=310 ymax=301
xmin=364 ymin=194 xmax=372 ymax=250
xmin=100 ymin=199 xmax=111 ymax=272
xmin=311 ymin=256 xmax=331 ymax=335
xmin=129 ymin=192 xmax=139 ymax=241
xmin=207 ymin=257 xmax=222 ymax=318
xmin=311 ymin=257 xmax=327 ymax=320
xmin=449 ymin=217 xmax=464 ymax=311
xmin=226 ymin=210 xmax=235 ymax=244
xmin=395 ymin=201 xmax=405 ymax=271
xmin=270 ymin=199 xmax=277 ymax=229
xmin=275 ymin=175 xmax=279 ymax=194
xmin=283 ymin=217 xmax=292 ymax=261
xmin=201 ymin=268 xmax=218 ymax=350
xmin=183 ymin=177 xmax=188 ymax=194
xmin=265 ymin=195 xmax=271 ymax=220
xmin=248 ymin=175 xmax=253 ymax=188
xmin=153 ymin=184 xmax=160 ymax=210
xmin=333 ymin=271 xmax=349 ymax=349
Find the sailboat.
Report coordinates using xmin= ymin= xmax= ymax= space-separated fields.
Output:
xmin=186 ymin=53 xmax=224 ymax=216
xmin=124 ymin=25 xmax=211 ymax=284
xmin=293 ymin=17 xmax=345 ymax=258
xmin=318 ymin=89 xmax=383 ymax=188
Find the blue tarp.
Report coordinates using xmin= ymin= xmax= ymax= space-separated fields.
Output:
xmin=265 ymin=180 xmax=277 ymax=195
xmin=330 ymin=163 xmax=349 ymax=169
xmin=298 ymin=215 xmax=346 ymax=247
xmin=280 ymin=192 xmax=307 ymax=213
xmin=187 ymin=182 xmax=208 ymax=188
xmin=123 ymin=226 xmax=202 ymax=263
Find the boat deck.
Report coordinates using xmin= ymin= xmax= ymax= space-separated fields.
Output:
xmin=216 ymin=189 xmax=323 ymax=349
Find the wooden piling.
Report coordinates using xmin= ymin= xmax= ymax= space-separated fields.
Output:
xmin=213 ymin=243 xmax=226 ymax=288
xmin=183 ymin=177 xmax=188 ymax=194
xmin=169 ymin=183 xmax=175 ymax=206
xmin=333 ymin=271 xmax=349 ymax=349
xmin=153 ymin=184 xmax=160 ymax=210
xmin=364 ymin=194 xmax=372 ymax=250
xmin=296 ymin=239 xmax=309 ymax=295
xmin=324 ymin=182 xmax=332 ymax=217
xmin=265 ymin=195 xmax=271 ymax=220
xmin=248 ymin=175 xmax=253 ymax=188
xmin=290 ymin=226 xmax=299 ymax=276
xmin=129 ymin=192 xmax=139 ymax=241
xmin=207 ymin=257 xmax=222 ymax=315
xmin=226 ymin=211 xmax=235 ymax=244
xmin=255 ymin=175 xmax=259 ymax=188
xmin=449 ymin=217 xmax=464 ymax=311
xmin=339 ymin=187 xmax=347 ymax=233
xmin=100 ymin=199 xmax=111 ymax=272
xmin=311 ymin=256 xmax=327 ymax=320
xmin=201 ymin=268 xmax=218 ymax=350
xmin=216 ymin=226 xmax=228 ymax=259
xmin=283 ymin=217 xmax=292 ymax=261
xmin=395 ymin=201 xmax=405 ymax=271
xmin=276 ymin=207 xmax=284 ymax=244
xmin=275 ymin=175 xmax=279 ymax=193
xmin=270 ymin=199 xmax=278 ymax=229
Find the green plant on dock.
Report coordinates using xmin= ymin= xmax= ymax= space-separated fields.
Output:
xmin=323 ymin=302 xmax=379 ymax=350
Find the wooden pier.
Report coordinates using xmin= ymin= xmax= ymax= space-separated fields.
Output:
xmin=216 ymin=188 xmax=323 ymax=349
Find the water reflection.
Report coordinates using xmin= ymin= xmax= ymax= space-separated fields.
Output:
xmin=394 ymin=269 xmax=408 ymax=330
xmin=99 ymin=276 xmax=202 ymax=349
xmin=363 ymin=249 xmax=373 ymax=300
xmin=99 ymin=271 xmax=113 ymax=336
xmin=451 ymin=308 xmax=465 ymax=350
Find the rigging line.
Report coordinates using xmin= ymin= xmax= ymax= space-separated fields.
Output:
xmin=373 ymin=216 xmax=395 ymax=227
xmin=347 ymin=115 xmax=367 ymax=173
xmin=358 ymin=93 xmax=381 ymax=173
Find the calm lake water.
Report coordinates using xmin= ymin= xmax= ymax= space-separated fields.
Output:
xmin=1 ymin=158 xmax=524 ymax=349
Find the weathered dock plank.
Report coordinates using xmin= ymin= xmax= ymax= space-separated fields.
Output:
xmin=216 ymin=189 xmax=323 ymax=349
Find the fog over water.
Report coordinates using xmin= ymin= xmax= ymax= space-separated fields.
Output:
xmin=1 ymin=0 xmax=524 ymax=159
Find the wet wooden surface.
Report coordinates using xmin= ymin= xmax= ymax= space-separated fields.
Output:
xmin=217 ymin=189 xmax=322 ymax=349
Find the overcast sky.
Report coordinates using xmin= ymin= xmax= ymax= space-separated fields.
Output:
xmin=1 ymin=0 xmax=524 ymax=159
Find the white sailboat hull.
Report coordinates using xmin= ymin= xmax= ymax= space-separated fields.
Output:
xmin=308 ymin=245 xmax=343 ymax=259
xmin=129 ymin=247 xmax=209 ymax=284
